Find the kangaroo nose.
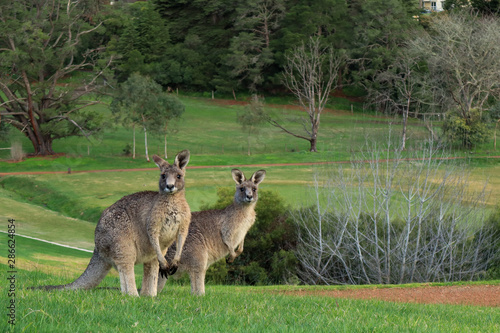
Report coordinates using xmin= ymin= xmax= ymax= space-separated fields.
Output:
xmin=166 ymin=184 xmax=174 ymax=190
xmin=246 ymin=195 xmax=253 ymax=200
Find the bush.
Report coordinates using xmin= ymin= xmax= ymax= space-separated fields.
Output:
xmin=442 ymin=108 xmax=491 ymax=148
xmin=484 ymin=205 xmax=500 ymax=279
xmin=202 ymin=187 xmax=298 ymax=285
xmin=293 ymin=139 xmax=497 ymax=285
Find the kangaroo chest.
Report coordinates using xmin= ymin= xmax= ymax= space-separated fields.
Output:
xmin=146 ymin=197 xmax=186 ymax=239
xmin=224 ymin=212 xmax=255 ymax=246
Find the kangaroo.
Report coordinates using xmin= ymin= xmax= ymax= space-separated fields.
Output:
xmin=35 ymin=150 xmax=191 ymax=297
xmin=157 ymin=168 xmax=266 ymax=296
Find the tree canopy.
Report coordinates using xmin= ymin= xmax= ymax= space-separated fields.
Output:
xmin=0 ymin=0 xmax=112 ymax=155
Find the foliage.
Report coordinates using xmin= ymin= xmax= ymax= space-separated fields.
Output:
xmin=147 ymin=0 xmax=420 ymax=94
xmin=484 ymin=205 xmax=500 ymax=279
xmin=109 ymin=1 xmax=170 ymax=83
xmin=110 ymin=73 xmax=184 ymax=160
xmin=444 ymin=0 xmax=500 ymax=15
xmin=0 ymin=120 xmax=9 ymax=141
xmin=223 ymin=0 xmax=286 ymax=92
xmin=201 ymin=187 xmax=297 ymax=285
xmin=442 ymin=108 xmax=492 ymax=149
xmin=0 ymin=0 xmax=112 ymax=155
xmin=152 ymin=0 xmax=237 ymax=91
xmin=347 ymin=0 xmax=419 ymax=92
xmin=236 ymin=95 xmax=268 ymax=155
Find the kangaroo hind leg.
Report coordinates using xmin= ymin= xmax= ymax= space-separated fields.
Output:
xmin=141 ymin=259 xmax=159 ymax=297
xmin=116 ymin=263 xmax=139 ymax=296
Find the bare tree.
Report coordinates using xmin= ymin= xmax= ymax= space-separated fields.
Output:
xmin=294 ymin=135 xmax=497 ymax=285
xmin=270 ymin=37 xmax=344 ymax=152
xmin=370 ymin=53 xmax=425 ymax=150
xmin=409 ymin=12 xmax=500 ymax=133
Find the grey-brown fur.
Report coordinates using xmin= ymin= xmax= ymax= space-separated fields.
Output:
xmin=157 ymin=169 xmax=266 ymax=295
xmin=36 ymin=150 xmax=191 ymax=297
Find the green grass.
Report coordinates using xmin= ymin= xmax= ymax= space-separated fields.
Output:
xmin=2 ymin=209 xmax=499 ymax=332
xmin=3 ymin=264 xmax=499 ymax=332
xmin=0 ymin=187 xmax=95 ymax=249
xmin=0 ymin=96 xmax=430 ymax=168
xmin=0 ymin=164 xmax=314 ymax=222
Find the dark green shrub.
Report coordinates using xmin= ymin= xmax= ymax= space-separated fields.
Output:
xmin=484 ymin=205 xmax=500 ymax=279
xmin=442 ymin=108 xmax=491 ymax=148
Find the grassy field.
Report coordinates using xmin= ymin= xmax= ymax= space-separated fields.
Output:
xmin=2 ymin=237 xmax=499 ymax=332
xmin=1 ymin=96 xmax=499 ymax=332
xmin=5 ymin=273 xmax=499 ymax=332
xmin=0 ymin=96 xmax=434 ymax=169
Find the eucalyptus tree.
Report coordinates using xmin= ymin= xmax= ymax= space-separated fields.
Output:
xmin=111 ymin=73 xmax=184 ymax=161
xmin=0 ymin=0 xmax=113 ymax=155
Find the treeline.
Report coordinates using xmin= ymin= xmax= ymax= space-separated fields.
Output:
xmin=98 ymin=0 xmax=420 ymax=94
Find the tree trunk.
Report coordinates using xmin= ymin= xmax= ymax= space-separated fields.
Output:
xmin=164 ymin=133 xmax=168 ymax=159
xmin=29 ymin=135 xmax=55 ymax=155
xmin=309 ymin=137 xmax=318 ymax=152
xmin=143 ymin=125 xmax=149 ymax=162
xmin=310 ymin=124 xmax=319 ymax=152
xmin=132 ymin=123 xmax=136 ymax=159
xmin=401 ymin=102 xmax=409 ymax=151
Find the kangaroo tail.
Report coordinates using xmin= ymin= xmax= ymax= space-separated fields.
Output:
xmin=32 ymin=249 xmax=112 ymax=291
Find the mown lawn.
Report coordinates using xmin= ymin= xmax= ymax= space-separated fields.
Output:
xmin=3 ymin=263 xmax=499 ymax=333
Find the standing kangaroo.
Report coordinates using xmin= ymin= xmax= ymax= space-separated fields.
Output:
xmin=157 ymin=168 xmax=266 ymax=296
xmin=36 ymin=150 xmax=191 ymax=297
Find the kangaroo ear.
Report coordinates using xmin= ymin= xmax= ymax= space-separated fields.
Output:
xmin=231 ymin=169 xmax=246 ymax=184
xmin=152 ymin=154 xmax=169 ymax=169
xmin=174 ymin=150 xmax=190 ymax=170
xmin=251 ymin=170 xmax=266 ymax=185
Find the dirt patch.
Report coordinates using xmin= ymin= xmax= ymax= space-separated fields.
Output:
xmin=277 ymin=284 xmax=500 ymax=307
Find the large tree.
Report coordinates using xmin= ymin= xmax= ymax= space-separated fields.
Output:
xmin=347 ymin=0 xmax=418 ymax=92
xmin=224 ymin=0 xmax=285 ymax=92
xmin=0 ymin=0 xmax=113 ymax=156
xmin=410 ymin=12 xmax=500 ymax=147
xmin=110 ymin=1 xmax=169 ymax=83
xmin=270 ymin=37 xmax=344 ymax=152
xmin=111 ymin=73 xmax=184 ymax=161
xmin=153 ymin=0 xmax=237 ymax=91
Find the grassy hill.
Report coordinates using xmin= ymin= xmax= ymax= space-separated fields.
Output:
xmin=1 ymin=96 xmax=499 ymax=331
xmin=0 ymin=96 xmax=498 ymax=249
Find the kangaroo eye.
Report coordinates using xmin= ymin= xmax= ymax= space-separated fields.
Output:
xmin=240 ymin=187 xmax=245 ymax=192
xmin=177 ymin=174 xmax=182 ymax=179
xmin=161 ymin=174 xmax=166 ymax=179
xmin=253 ymin=188 xmax=256 ymax=192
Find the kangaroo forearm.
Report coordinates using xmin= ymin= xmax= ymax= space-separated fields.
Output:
xmin=173 ymin=229 xmax=187 ymax=262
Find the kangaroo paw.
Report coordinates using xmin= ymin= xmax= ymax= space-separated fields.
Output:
xmin=159 ymin=266 xmax=169 ymax=279
xmin=226 ymin=257 xmax=234 ymax=264
xmin=168 ymin=264 xmax=178 ymax=275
